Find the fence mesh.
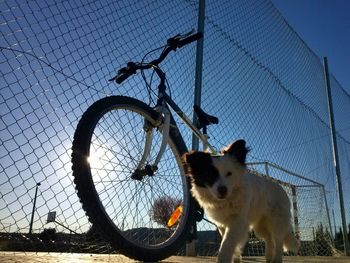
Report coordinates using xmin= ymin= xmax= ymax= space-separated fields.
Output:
xmin=1 ymin=0 xmax=349 ymax=259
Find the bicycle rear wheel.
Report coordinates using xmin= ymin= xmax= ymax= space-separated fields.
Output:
xmin=72 ymin=96 xmax=193 ymax=261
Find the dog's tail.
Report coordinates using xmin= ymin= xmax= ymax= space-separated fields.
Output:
xmin=283 ymin=231 xmax=300 ymax=254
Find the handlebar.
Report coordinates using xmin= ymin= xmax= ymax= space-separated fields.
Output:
xmin=110 ymin=32 xmax=203 ymax=84
xmin=177 ymin=32 xmax=203 ymax=48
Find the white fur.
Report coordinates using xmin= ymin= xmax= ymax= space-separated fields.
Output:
xmin=190 ymin=154 xmax=300 ymax=263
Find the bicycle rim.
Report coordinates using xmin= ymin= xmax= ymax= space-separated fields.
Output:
xmin=74 ymin=96 xmax=191 ymax=254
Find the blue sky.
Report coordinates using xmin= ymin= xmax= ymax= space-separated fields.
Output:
xmin=271 ymin=0 xmax=350 ymax=93
xmin=1 ymin=0 xmax=348 ymax=238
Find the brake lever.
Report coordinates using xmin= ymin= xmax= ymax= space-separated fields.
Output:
xmin=109 ymin=62 xmax=137 ymax=82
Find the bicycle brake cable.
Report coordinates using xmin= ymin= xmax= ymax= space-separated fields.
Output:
xmin=140 ymin=45 xmax=165 ymax=105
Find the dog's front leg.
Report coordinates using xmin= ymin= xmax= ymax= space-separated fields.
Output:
xmin=217 ymin=216 xmax=249 ymax=263
xmin=218 ymin=226 xmax=225 ymax=237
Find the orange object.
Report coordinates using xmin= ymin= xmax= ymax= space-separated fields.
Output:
xmin=167 ymin=205 xmax=183 ymax=228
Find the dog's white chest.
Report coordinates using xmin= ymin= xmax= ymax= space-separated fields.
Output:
xmin=204 ymin=199 xmax=243 ymax=226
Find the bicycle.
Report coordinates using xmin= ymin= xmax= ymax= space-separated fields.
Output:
xmin=71 ymin=31 xmax=219 ymax=261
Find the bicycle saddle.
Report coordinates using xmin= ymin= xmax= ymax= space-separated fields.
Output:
xmin=193 ymin=105 xmax=219 ymax=130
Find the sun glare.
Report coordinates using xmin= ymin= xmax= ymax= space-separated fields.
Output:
xmin=87 ymin=145 xmax=107 ymax=169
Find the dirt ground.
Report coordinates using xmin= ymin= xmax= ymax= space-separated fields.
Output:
xmin=1 ymin=252 xmax=350 ymax=263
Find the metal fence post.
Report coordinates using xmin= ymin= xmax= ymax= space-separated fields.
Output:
xmin=186 ymin=0 xmax=206 ymax=257
xmin=332 ymin=209 xmax=337 ymax=243
xmin=191 ymin=0 xmax=206 ymax=151
xmin=264 ymin=162 xmax=269 ymax=177
xmin=29 ymin=182 xmax=41 ymax=235
xmin=291 ymin=186 xmax=300 ymax=240
xmin=322 ymin=185 xmax=334 ymax=243
xmin=323 ymin=57 xmax=349 ymax=255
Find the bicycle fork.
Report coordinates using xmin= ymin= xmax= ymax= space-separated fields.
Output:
xmin=131 ymin=106 xmax=170 ymax=181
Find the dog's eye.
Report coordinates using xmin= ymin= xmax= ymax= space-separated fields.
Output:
xmin=226 ymin=172 xmax=232 ymax=177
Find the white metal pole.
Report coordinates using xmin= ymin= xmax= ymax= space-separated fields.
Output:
xmin=323 ymin=57 xmax=349 ymax=255
xmin=191 ymin=0 xmax=206 ymax=152
xmin=187 ymin=0 xmax=205 ymax=257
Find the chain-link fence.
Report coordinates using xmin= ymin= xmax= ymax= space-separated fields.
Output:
xmin=1 ymin=0 xmax=349 ymax=259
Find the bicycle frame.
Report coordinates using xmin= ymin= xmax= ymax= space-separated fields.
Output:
xmin=118 ymin=32 xmax=215 ymax=175
xmin=164 ymin=92 xmax=217 ymax=154
xmin=136 ymin=90 xmax=218 ymax=175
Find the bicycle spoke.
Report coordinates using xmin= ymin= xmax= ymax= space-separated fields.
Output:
xmin=73 ymin=97 xmax=191 ymax=255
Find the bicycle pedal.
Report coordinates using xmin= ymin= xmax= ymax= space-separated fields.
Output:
xmin=131 ymin=169 xmax=147 ymax=181
xmin=131 ymin=165 xmax=158 ymax=180
xmin=145 ymin=164 xmax=157 ymax=176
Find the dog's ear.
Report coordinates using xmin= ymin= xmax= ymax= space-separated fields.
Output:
xmin=183 ymin=152 xmax=193 ymax=165
xmin=183 ymin=151 xmax=210 ymax=175
xmin=183 ymin=152 xmax=195 ymax=176
xmin=223 ymin=139 xmax=249 ymax=164
xmin=183 ymin=151 xmax=203 ymax=165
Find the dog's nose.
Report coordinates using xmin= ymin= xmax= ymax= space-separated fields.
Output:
xmin=217 ymin=186 xmax=227 ymax=198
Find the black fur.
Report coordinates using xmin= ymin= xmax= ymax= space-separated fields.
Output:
xmin=184 ymin=151 xmax=219 ymax=188
xmin=223 ymin=139 xmax=249 ymax=164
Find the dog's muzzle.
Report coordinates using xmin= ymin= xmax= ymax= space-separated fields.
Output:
xmin=217 ymin=185 xmax=228 ymax=199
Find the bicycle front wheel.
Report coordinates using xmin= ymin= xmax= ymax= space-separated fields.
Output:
xmin=72 ymin=96 xmax=193 ymax=261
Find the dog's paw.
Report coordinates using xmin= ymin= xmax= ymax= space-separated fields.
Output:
xmin=216 ymin=258 xmax=241 ymax=263
xmin=216 ymin=259 xmax=232 ymax=263
xmin=233 ymin=254 xmax=242 ymax=263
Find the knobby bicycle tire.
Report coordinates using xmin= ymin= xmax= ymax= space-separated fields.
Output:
xmin=71 ymin=95 xmax=194 ymax=261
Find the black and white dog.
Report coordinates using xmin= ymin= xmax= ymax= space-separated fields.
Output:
xmin=184 ymin=140 xmax=299 ymax=263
